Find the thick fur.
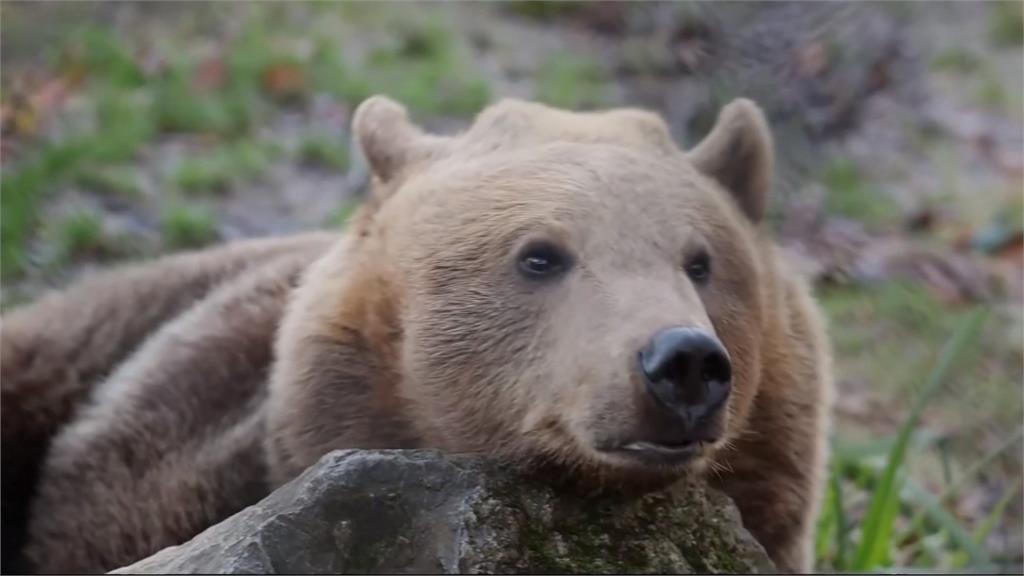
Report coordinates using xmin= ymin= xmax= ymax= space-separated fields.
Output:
xmin=1 ymin=233 xmax=335 ymax=573
xmin=2 ymin=97 xmax=832 ymax=574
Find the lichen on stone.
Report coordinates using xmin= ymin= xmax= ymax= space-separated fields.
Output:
xmin=116 ymin=450 xmax=775 ymax=574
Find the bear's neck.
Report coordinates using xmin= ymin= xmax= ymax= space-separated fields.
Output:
xmin=264 ymin=236 xmax=426 ymax=486
xmin=747 ymin=237 xmax=829 ymax=410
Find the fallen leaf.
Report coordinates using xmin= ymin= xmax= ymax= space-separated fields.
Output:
xmin=261 ymin=62 xmax=306 ymax=100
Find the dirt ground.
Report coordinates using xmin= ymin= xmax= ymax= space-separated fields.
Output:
xmin=1 ymin=1 xmax=1021 ymax=571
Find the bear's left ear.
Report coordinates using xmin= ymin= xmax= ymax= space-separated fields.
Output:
xmin=686 ymin=98 xmax=774 ymax=223
xmin=352 ymin=95 xmax=449 ymax=185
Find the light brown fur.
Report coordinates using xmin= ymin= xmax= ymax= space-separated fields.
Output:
xmin=2 ymin=96 xmax=832 ymax=574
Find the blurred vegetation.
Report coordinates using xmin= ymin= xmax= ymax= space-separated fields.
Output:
xmin=75 ymin=165 xmax=143 ymax=200
xmin=174 ymin=141 xmax=280 ymax=196
xmin=822 ymin=158 xmax=899 ymax=228
xmin=49 ymin=210 xmax=107 ymax=264
xmin=817 ymin=310 xmax=1020 ymax=571
xmin=0 ymin=4 xmax=492 ymax=279
xmin=299 ymin=134 xmax=350 ymax=172
xmin=364 ymin=19 xmax=491 ymax=116
xmin=161 ymin=204 xmax=218 ymax=249
xmin=535 ymin=54 xmax=607 ymax=109
xmin=504 ymin=1 xmax=584 ymax=22
xmin=990 ymin=1 xmax=1024 ymax=47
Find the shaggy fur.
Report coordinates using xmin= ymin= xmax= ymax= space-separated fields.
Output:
xmin=2 ymin=96 xmax=832 ymax=574
xmin=1 ymin=233 xmax=335 ymax=573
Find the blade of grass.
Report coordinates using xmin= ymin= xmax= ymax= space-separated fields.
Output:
xmin=902 ymin=479 xmax=992 ymax=568
xmin=815 ymin=472 xmax=837 ymax=563
xmin=851 ymin=309 xmax=989 ymax=570
xmin=832 ymin=429 xmax=943 ymax=462
xmin=939 ymin=440 xmax=953 ymax=488
xmin=878 ymin=567 xmax=999 ymax=574
xmin=972 ymin=477 xmax=1023 ymax=545
xmin=831 ymin=459 xmax=850 ymax=569
xmin=943 ymin=429 xmax=1022 ymax=506
xmin=901 ymin=428 xmax=1023 ymax=541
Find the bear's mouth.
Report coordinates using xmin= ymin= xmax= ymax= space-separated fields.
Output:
xmin=600 ymin=440 xmax=702 ymax=466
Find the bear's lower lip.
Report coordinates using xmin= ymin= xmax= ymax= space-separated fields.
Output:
xmin=602 ymin=440 xmax=701 ymax=465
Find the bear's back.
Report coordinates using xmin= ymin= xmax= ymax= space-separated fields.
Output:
xmin=10 ymin=234 xmax=334 ymax=574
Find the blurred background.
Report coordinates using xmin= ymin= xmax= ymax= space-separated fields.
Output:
xmin=1 ymin=1 xmax=1021 ymax=572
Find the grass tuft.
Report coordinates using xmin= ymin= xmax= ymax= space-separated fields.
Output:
xmin=153 ymin=66 xmax=256 ymax=137
xmin=817 ymin=310 xmax=1005 ymax=572
xmin=822 ymin=158 xmax=900 ymax=228
xmin=174 ymin=141 xmax=278 ymax=195
xmin=504 ymin=1 xmax=584 ymax=21
xmin=61 ymin=27 xmax=146 ymax=89
xmin=160 ymin=205 xmax=219 ymax=249
xmin=51 ymin=210 xmax=107 ymax=263
xmin=990 ymin=1 xmax=1024 ymax=47
xmin=298 ymin=135 xmax=350 ymax=172
xmin=931 ymin=48 xmax=982 ymax=73
xmin=362 ymin=19 xmax=491 ymax=115
xmin=74 ymin=165 xmax=143 ymax=199
xmin=535 ymin=54 xmax=606 ymax=109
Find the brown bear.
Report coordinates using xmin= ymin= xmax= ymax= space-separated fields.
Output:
xmin=1 ymin=95 xmax=833 ymax=574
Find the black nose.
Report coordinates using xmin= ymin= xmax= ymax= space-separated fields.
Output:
xmin=639 ymin=327 xmax=732 ymax=432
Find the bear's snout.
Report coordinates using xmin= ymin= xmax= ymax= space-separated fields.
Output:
xmin=631 ymin=327 xmax=732 ymax=452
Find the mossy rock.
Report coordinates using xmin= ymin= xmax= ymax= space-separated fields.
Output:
xmin=115 ymin=450 xmax=774 ymax=574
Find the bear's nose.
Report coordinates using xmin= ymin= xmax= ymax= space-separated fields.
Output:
xmin=638 ymin=327 xmax=732 ymax=432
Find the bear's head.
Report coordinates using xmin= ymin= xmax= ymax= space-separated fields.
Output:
xmin=268 ymin=96 xmax=774 ymax=485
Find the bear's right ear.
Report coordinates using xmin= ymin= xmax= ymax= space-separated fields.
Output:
xmin=686 ymin=98 xmax=774 ymax=223
xmin=352 ymin=95 xmax=448 ymax=185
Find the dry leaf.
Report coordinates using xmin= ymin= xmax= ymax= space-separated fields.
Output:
xmin=261 ymin=62 xmax=306 ymax=100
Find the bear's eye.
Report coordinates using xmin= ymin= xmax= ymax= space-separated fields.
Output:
xmin=684 ymin=250 xmax=712 ymax=284
xmin=517 ymin=241 xmax=572 ymax=280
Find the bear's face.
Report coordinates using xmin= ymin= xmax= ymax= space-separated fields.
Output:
xmin=348 ymin=97 xmax=773 ymax=481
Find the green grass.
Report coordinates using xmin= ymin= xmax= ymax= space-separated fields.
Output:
xmin=853 ymin=310 xmax=986 ymax=570
xmin=990 ymin=1 xmax=1024 ymax=47
xmin=151 ymin=18 xmax=292 ymax=136
xmin=504 ymin=1 xmax=584 ymax=21
xmin=160 ymin=205 xmax=219 ymax=249
xmin=819 ymin=283 xmax=1022 ymax=570
xmin=2 ymin=141 xmax=85 ymax=278
xmin=931 ymin=48 xmax=982 ymax=74
xmin=1 ymin=10 xmax=497 ymax=280
xmin=51 ymin=210 xmax=107 ymax=263
xmin=1 ymin=85 xmax=155 ymax=277
xmin=298 ymin=135 xmax=350 ymax=172
xmin=74 ymin=165 xmax=143 ymax=199
xmin=974 ymin=65 xmax=1009 ymax=111
xmin=60 ymin=27 xmax=146 ymax=90
xmin=362 ymin=19 xmax=491 ymax=116
xmin=1 ymin=37 xmax=154 ymax=280
xmin=815 ymin=310 xmax=1020 ymax=572
xmin=534 ymin=54 xmax=606 ymax=109
xmin=174 ymin=158 xmax=233 ymax=195
xmin=822 ymin=282 xmax=981 ymax=402
xmin=822 ymin=158 xmax=900 ymax=228
xmin=309 ymin=34 xmax=374 ymax=105
xmin=174 ymin=141 xmax=279 ymax=195
xmin=90 ymin=92 xmax=156 ymax=163
xmin=152 ymin=65 xmax=256 ymax=137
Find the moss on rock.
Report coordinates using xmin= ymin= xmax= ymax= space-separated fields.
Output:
xmin=116 ymin=450 xmax=774 ymax=574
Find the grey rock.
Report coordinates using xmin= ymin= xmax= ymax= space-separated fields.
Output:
xmin=114 ymin=450 xmax=774 ymax=574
